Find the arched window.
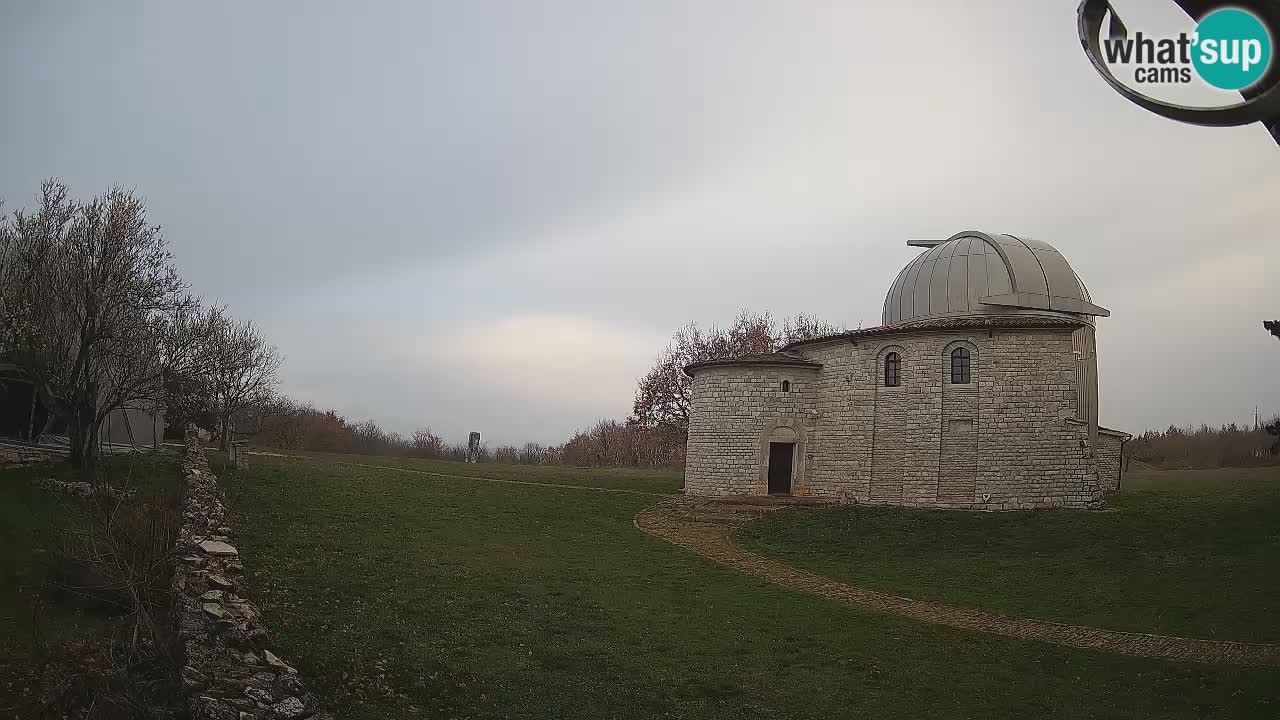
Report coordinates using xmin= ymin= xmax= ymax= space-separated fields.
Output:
xmin=951 ymin=347 xmax=971 ymax=384
xmin=884 ymin=352 xmax=900 ymax=387
xmin=780 ymin=380 xmax=791 ymax=392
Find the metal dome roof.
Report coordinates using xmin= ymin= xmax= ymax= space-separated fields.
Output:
xmin=882 ymin=231 xmax=1109 ymax=327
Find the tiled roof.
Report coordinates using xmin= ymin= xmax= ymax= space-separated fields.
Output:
xmin=781 ymin=315 xmax=1086 ymax=351
xmin=683 ymin=316 xmax=1085 ymax=375
xmin=684 ymin=351 xmax=822 ymax=377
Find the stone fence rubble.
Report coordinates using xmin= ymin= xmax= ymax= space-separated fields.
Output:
xmin=173 ymin=431 xmax=332 ymax=720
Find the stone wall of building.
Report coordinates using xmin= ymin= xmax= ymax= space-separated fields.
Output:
xmin=938 ymin=342 xmax=980 ymax=505
xmin=1094 ymin=428 xmax=1128 ymax=492
xmin=967 ymin=330 xmax=1101 ymax=510
xmin=684 ymin=365 xmax=820 ymax=495
xmin=685 ymin=327 xmax=1123 ymax=510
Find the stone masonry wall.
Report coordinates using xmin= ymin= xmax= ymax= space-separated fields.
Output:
xmin=685 ymin=328 xmax=1119 ymax=509
xmin=1094 ymin=429 xmax=1126 ymax=492
xmin=173 ymin=432 xmax=332 ymax=720
xmin=939 ymin=355 xmax=980 ymax=505
xmin=970 ymin=330 xmax=1102 ymax=509
xmin=684 ymin=366 xmax=820 ymax=495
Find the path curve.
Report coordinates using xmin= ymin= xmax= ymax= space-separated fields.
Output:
xmin=635 ymin=499 xmax=1280 ymax=667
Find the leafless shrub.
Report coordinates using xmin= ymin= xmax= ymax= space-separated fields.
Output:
xmin=252 ymin=396 xmax=355 ymax=452
xmin=445 ymin=443 xmax=469 ymax=462
xmin=54 ymin=473 xmax=179 ymax=655
xmin=554 ymin=418 xmax=684 ymax=468
xmin=518 ymin=442 xmax=545 ymax=465
xmin=34 ymin=458 xmax=184 ymax=718
xmin=349 ymin=419 xmax=410 ymax=456
xmin=410 ymin=427 xmax=446 ymax=458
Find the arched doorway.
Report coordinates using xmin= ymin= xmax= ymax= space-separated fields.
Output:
xmin=766 ymin=425 xmax=798 ymax=495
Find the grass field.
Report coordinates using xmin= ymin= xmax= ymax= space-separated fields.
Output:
xmin=218 ymin=453 xmax=1279 ymax=719
xmin=1 ymin=454 xmax=183 ymax=716
xmin=0 ymin=456 xmax=180 ymax=648
xmin=1 ymin=460 xmax=97 ymax=648
xmin=291 ymin=450 xmax=684 ymax=494
xmin=738 ymin=465 xmax=1280 ymax=643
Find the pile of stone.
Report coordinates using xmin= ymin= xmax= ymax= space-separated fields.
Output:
xmin=31 ymin=476 xmax=132 ymax=499
xmin=1 ymin=445 xmax=61 ymax=467
xmin=173 ymin=431 xmax=332 ymax=720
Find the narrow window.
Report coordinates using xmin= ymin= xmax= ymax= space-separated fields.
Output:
xmin=884 ymin=352 xmax=900 ymax=387
xmin=951 ymin=347 xmax=971 ymax=384
xmin=780 ymin=380 xmax=790 ymax=392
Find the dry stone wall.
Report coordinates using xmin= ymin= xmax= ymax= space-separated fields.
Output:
xmin=173 ymin=432 xmax=332 ymax=720
xmin=685 ymin=328 xmax=1125 ymax=510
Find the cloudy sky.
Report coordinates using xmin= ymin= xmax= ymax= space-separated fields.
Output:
xmin=2 ymin=0 xmax=1277 ymax=444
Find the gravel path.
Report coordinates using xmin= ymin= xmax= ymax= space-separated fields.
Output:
xmin=635 ymin=499 xmax=1280 ymax=667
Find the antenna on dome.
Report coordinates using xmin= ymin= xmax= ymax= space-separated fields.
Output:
xmin=907 ymin=238 xmax=947 ymax=248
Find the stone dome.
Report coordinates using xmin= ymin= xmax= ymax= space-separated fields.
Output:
xmin=882 ymin=231 xmax=1108 ymax=327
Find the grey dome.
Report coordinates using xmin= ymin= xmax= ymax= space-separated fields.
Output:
xmin=882 ymin=231 xmax=1108 ymax=327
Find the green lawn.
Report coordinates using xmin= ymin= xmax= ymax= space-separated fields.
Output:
xmin=291 ymin=450 xmax=684 ymax=494
xmin=1 ymin=454 xmax=181 ymax=647
xmin=737 ymin=466 xmax=1280 ymax=642
xmin=219 ymin=454 xmax=1279 ymax=720
xmin=1 ymin=454 xmax=183 ymax=718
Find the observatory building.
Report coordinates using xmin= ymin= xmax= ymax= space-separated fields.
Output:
xmin=683 ymin=231 xmax=1128 ymax=510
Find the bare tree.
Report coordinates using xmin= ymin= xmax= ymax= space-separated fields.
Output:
xmin=630 ymin=309 xmax=843 ymax=431
xmin=518 ymin=442 xmax=545 ymax=465
xmin=411 ymin=427 xmax=446 ymax=458
xmin=205 ymin=309 xmax=281 ymax=450
xmin=780 ymin=312 xmax=846 ymax=346
xmin=0 ymin=181 xmax=193 ymax=471
xmin=161 ymin=302 xmax=226 ymax=432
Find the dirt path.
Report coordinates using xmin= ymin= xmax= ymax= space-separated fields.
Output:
xmin=634 ymin=499 xmax=1280 ymax=667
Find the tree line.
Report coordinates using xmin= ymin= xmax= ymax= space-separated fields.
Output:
xmin=0 ymin=181 xmax=281 ymax=471
xmin=1121 ymin=316 xmax=1279 ymax=469
xmin=1127 ymin=419 xmax=1280 ymax=469
xmin=251 ymin=402 xmax=690 ymax=469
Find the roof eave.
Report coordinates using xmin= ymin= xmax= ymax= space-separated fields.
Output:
xmin=780 ymin=316 xmax=1088 ymax=352
xmin=683 ymin=358 xmax=823 ymax=378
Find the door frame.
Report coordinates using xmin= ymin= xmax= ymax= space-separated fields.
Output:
xmin=767 ymin=441 xmax=795 ymax=495
xmin=756 ymin=418 xmax=808 ymax=495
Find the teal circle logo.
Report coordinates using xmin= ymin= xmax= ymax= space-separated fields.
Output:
xmin=1192 ymin=8 xmax=1272 ymax=90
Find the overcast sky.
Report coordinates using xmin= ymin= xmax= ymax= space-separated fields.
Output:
xmin=2 ymin=1 xmax=1277 ymax=445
